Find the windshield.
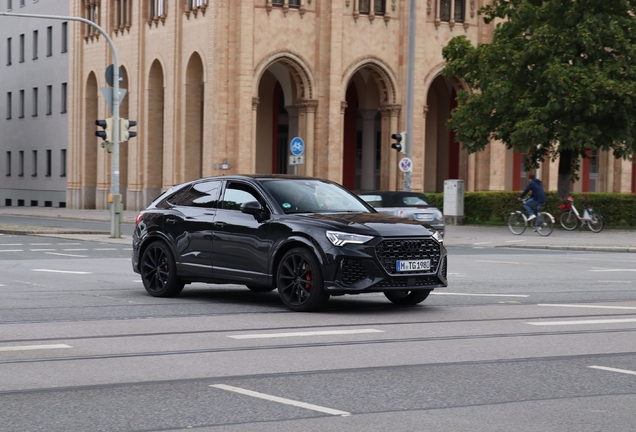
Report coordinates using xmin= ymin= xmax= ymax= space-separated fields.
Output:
xmin=261 ymin=179 xmax=372 ymax=214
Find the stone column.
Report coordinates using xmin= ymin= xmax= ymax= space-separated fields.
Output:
xmin=297 ymin=100 xmax=318 ymax=177
xmin=251 ymin=97 xmax=259 ymax=173
xmin=359 ymin=109 xmax=377 ymax=191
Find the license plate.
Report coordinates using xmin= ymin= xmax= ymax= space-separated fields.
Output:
xmin=415 ymin=213 xmax=434 ymax=221
xmin=396 ymin=259 xmax=431 ymax=272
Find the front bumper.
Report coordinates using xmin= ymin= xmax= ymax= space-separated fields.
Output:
xmin=323 ymin=237 xmax=448 ymax=294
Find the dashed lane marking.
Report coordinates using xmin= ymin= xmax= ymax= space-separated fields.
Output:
xmin=589 ymin=366 xmax=636 ymax=376
xmin=0 ymin=344 xmax=72 ymax=352
xmin=44 ymin=252 xmax=88 ymax=258
xmin=32 ymin=269 xmax=91 ymax=274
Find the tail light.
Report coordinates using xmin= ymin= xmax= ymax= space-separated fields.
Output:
xmin=135 ymin=213 xmax=144 ymax=226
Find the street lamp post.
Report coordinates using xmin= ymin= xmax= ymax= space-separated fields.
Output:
xmin=403 ymin=0 xmax=416 ymax=192
xmin=0 ymin=12 xmax=123 ymax=238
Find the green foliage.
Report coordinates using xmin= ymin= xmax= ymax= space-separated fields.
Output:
xmin=442 ymin=0 xmax=636 ymax=184
xmin=426 ymin=191 xmax=636 ymax=228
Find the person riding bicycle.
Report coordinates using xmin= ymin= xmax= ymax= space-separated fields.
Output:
xmin=518 ymin=174 xmax=546 ymax=224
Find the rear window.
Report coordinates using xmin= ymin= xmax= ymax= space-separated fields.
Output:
xmin=359 ymin=194 xmax=383 ymax=208
xmin=401 ymin=195 xmax=430 ymax=206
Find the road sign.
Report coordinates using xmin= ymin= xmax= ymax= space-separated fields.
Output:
xmin=289 ymin=155 xmax=305 ymax=165
xmin=290 ymin=137 xmax=305 ymax=156
xmin=105 ymin=64 xmax=123 ymax=87
xmin=399 ymin=157 xmax=413 ymax=173
xmin=100 ymin=87 xmax=127 ymax=116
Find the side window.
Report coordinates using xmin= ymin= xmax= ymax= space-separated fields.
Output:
xmin=174 ymin=181 xmax=222 ymax=208
xmin=221 ymin=182 xmax=262 ymax=211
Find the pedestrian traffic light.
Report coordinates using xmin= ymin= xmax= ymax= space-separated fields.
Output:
xmin=391 ymin=132 xmax=405 ymax=153
xmin=120 ymin=119 xmax=137 ymax=142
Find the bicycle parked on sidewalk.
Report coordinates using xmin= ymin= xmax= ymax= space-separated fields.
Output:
xmin=559 ymin=196 xmax=604 ymax=233
xmin=508 ymin=198 xmax=555 ymax=236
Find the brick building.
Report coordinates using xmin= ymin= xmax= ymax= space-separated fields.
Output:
xmin=67 ymin=0 xmax=635 ymax=211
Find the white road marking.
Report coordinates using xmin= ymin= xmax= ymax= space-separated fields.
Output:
xmin=475 ymin=259 xmax=530 ymax=265
xmin=527 ymin=318 xmax=636 ymax=326
xmin=62 ymin=249 xmax=89 ymax=251
xmin=473 ymin=242 xmax=493 ymax=245
xmin=57 ymin=243 xmax=81 ymax=246
xmin=0 ymin=344 xmax=72 ymax=352
xmin=589 ymin=366 xmax=636 ymax=376
xmin=588 ymin=269 xmax=636 ymax=272
xmin=210 ymin=384 xmax=351 ymax=416
xmin=0 ymin=243 xmax=23 ymax=246
xmin=0 ymin=250 xmax=23 ymax=252
xmin=45 ymin=252 xmax=88 ymax=257
xmin=538 ymin=304 xmax=636 ymax=311
xmin=228 ymin=329 xmax=384 ymax=339
xmin=505 ymin=240 xmax=525 ymax=243
xmin=31 ymin=243 xmax=53 ymax=246
xmin=94 ymin=248 xmax=118 ymax=251
xmin=32 ymin=269 xmax=91 ymax=274
xmin=30 ymin=249 xmax=56 ymax=252
xmin=432 ymin=292 xmax=529 ymax=298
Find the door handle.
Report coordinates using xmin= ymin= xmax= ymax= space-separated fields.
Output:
xmin=213 ymin=221 xmax=226 ymax=228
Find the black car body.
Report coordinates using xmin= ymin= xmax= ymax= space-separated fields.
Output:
xmin=132 ymin=175 xmax=447 ymax=311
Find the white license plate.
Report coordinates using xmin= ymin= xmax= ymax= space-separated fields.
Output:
xmin=396 ymin=259 xmax=431 ymax=272
xmin=415 ymin=213 xmax=434 ymax=221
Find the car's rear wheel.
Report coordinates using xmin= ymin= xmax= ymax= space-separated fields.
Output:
xmin=277 ymin=247 xmax=329 ymax=312
xmin=140 ymin=241 xmax=184 ymax=297
xmin=384 ymin=290 xmax=431 ymax=305
xmin=246 ymin=285 xmax=275 ymax=292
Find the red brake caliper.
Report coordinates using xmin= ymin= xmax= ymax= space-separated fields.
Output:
xmin=304 ymin=263 xmax=312 ymax=292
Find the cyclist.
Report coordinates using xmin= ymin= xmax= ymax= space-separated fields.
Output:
xmin=518 ymin=174 xmax=546 ymax=226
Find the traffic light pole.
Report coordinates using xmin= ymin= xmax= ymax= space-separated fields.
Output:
xmin=0 ymin=12 xmax=123 ymax=237
xmin=403 ymin=0 xmax=416 ymax=192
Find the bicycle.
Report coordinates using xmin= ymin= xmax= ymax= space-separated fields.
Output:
xmin=559 ymin=196 xmax=604 ymax=233
xmin=508 ymin=199 xmax=555 ymax=236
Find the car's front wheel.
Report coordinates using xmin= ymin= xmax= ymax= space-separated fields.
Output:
xmin=140 ymin=241 xmax=184 ymax=297
xmin=384 ymin=290 xmax=431 ymax=305
xmin=277 ymin=247 xmax=329 ymax=312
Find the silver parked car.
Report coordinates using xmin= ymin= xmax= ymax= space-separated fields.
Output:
xmin=358 ymin=191 xmax=445 ymax=237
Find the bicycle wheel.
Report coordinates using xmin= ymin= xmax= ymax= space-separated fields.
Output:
xmin=508 ymin=211 xmax=526 ymax=235
xmin=587 ymin=211 xmax=604 ymax=233
xmin=559 ymin=211 xmax=578 ymax=230
xmin=536 ymin=212 xmax=554 ymax=236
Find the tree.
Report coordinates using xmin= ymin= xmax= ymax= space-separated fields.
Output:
xmin=442 ymin=0 xmax=636 ymax=197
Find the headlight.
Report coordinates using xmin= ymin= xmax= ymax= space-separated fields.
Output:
xmin=326 ymin=231 xmax=374 ymax=247
xmin=432 ymin=230 xmax=443 ymax=243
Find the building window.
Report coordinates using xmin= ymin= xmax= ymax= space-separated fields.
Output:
xmin=5 ymin=151 xmax=11 ymax=176
xmin=47 ymin=26 xmax=52 ymax=56
xmin=45 ymin=85 xmax=52 ymax=115
xmin=588 ymin=150 xmax=599 ymax=192
xmin=61 ymin=83 xmax=67 ymax=113
xmin=32 ymin=150 xmax=37 ymax=176
xmin=19 ymin=89 xmax=24 ymax=118
xmin=439 ymin=0 xmax=465 ymax=23
xmin=61 ymin=22 xmax=68 ymax=52
xmin=7 ymin=37 xmax=11 ymax=65
xmin=32 ymin=30 xmax=38 ymax=59
xmin=359 ymin=0 xmax=385 ymax=15
xmin=60 ymin=149 xmax=67 ymax=177
xmin=184 ymin=0 xmax=207 ymax=18
xmin=19 ymin=34 xmax=25 ymax=62
xmin=18 ymin=151 xmax=24 ymax=176
xmin=46 ymin=149 xmax=51 ymax=176
xmin=83 ymin=0 xmax=100 ymax=40
xmin=7 ymin=0 xmax=12 ymax=11
xmin=32 ymin=87 xmax=38 ymax=116
xmin=148 ymin=0 xmax=166 ymax=26
xmin=289 ymin=0 xmax=300 ymax=7
xmin=114 ymin=0 xmax=132 ymax=34
xmin=20 ymin=0 xmax=24 ymax=6
xmin=6 ymin=92 xmax=11 ymax=119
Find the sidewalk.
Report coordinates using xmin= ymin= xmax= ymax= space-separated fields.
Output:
xmin=0 ymin=207 xmax=634 ymax=252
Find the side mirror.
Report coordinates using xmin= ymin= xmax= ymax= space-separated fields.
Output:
xmin=240 ymin=201 xmax=264 ymax=216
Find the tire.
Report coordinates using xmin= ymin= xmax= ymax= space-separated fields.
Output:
xmin=508 ymin=212 xmax=526 ymax=235
xmin=536 ymin=212 xmax=554 ymax=237
xmin=384 ymin=290 xmax=431 ymax=305
xmin=140 ymin=241 xmax=184 ymax=297
xmin=560 ymin=211 xmax=579 ymax=230
xmin=587 ymin=211 xmax=604 ymax=233
xmin=246 ymin=285 xmax=276 ymax=292
xmin=276 ymin=247 xmax=330 ymax=312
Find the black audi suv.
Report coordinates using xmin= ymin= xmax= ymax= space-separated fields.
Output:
xmin=132 ymin=175 xmax=447 ymax=311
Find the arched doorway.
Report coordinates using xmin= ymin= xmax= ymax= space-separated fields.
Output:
xmin=83 ymin=72 xmax=98 ymax=209
xmin=146 ymin=60 xmax=164 ymax=204
xmin=183 ymin=53 xmax=204 ymax=182
xmin=424 ymin=74 xmax=464 ymax=192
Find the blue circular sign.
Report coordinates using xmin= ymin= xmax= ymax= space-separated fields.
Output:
xmin=290 ymin=137 xmax=305 ymax=156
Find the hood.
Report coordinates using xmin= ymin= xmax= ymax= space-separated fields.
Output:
xmin=288 ymin=212 xmax=435 ymax=237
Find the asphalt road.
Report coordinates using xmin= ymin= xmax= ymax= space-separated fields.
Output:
xmin=1 ymin=231 xmax=635 ymax=432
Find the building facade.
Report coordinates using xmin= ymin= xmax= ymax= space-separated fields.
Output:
xmin=1 ymin=0 xmax=70 ymax=208
xmin=66 ymin=0 xmax=635 ymax=211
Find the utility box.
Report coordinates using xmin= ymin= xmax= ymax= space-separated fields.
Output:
xmin=443 ymin=180 xmax=464 ymax=225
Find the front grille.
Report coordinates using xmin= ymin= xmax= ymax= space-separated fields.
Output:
xmin=375 ymin=238 xmax=441 ymax=275
xmin=341 ymin=259 xmax=368 ymax=285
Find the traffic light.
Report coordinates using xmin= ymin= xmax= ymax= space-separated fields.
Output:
xmin=95 ymin=118 xmax=113 ymax=142
xmin=120 ymin=119 xmax=137 ymax=142
xmin=391 ymin=132 xmax=405 ymax=153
